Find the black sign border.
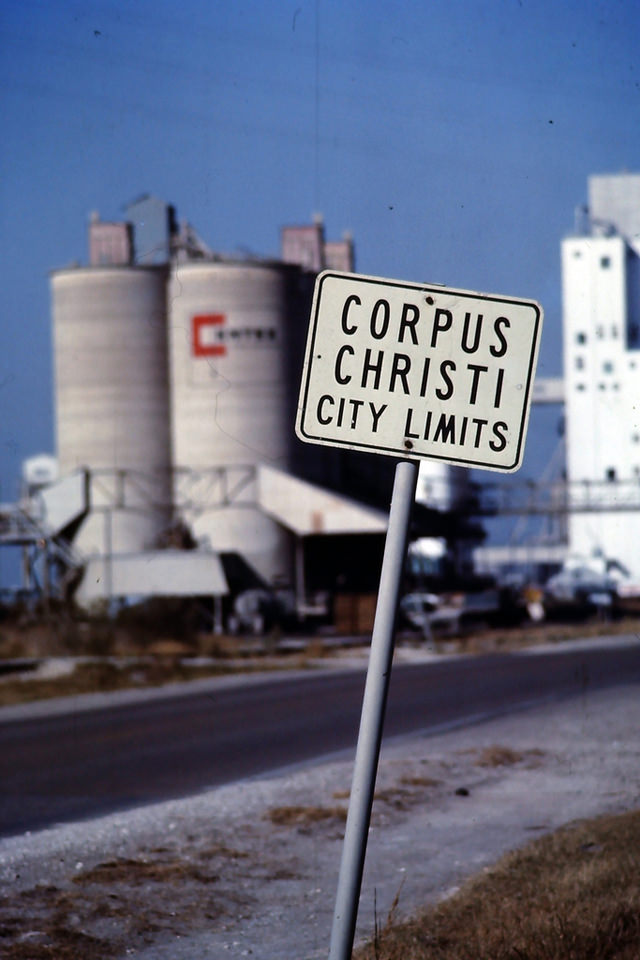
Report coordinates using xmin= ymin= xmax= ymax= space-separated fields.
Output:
xmin=297 ymin=271 xmax=543 ymax=473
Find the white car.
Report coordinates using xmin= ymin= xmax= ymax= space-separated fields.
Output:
xmin=544 ymin=556 xmax=640 ymax=609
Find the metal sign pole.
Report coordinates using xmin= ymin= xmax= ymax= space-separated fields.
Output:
xmin=328 ymin=458 xmax=419 ymax=960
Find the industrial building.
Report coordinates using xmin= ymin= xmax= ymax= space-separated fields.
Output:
xmin=21 ymin=196 xmax=475 ymax=627
xmin=6 ymin=178 xmax=640 ymax=624
xmin=561 ymin=172 xmax=640 ymax=579
xmin=475 ymin=172 xmax=640 ymax=590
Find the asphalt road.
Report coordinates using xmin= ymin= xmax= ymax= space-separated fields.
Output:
xmin=1 ymin=641 xmax=639 ymax=838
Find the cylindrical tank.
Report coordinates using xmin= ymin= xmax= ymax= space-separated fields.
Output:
xmin=51 ymin=266 xmax=172 ymax=560
xmin=168 ymin=261 xmax=295 ymax=585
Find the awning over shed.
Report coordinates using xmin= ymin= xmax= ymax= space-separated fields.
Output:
xmin=257 ymin=465 xmax=388 ymax=536
xmin=77 ymin=549 xmax=228 ymax=604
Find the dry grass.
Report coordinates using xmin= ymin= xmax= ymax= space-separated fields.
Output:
xmin=458 ymin=614 xmax=640 ymax=654
xmin=264 ymin=803 xmax=348 ymax=828
xmin=356 ymin=809 xmax=640 ymax=960
xmin=475 ymin=745 xmax=546 ymax=768
xmin=0 ymin=652 xmax=319 ymax=707
xmin=373 ymin=777 xmax=442 ymax=813
xmin=0 ymin=659 xmax=244 ymax=706
xmin=3 ymin=804 xmax=639 ymax=959
xmin=3 ymin=612 xmax=640 ymax=707
xmin=399 ymin=775 xmax=442 ymax=788
xmin=0 ymin=842 xmax=255 ymax=959
xmin=72 ymin=855 xmax=219 ymax=887
xmin=272 ymin=778 xmax=444 ymax=826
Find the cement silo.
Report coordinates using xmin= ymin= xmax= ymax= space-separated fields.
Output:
xmin=168 ymin=260 xmax=297 ymax=585
xmin=51 ymin=266 xmax=172 ymax=569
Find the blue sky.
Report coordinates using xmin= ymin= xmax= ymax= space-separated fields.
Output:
xmin=1 ymin=0 xmax=639 ymax=583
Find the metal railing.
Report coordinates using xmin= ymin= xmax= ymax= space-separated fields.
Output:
xmin=472 ymin=478 xmax=640 ymax=517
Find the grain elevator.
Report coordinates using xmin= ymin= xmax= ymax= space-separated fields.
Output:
xmin=44 ymin=198 xmax=473 ymax=623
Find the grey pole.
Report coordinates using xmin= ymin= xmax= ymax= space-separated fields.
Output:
xmin=328 ymin=458 xmax=419 ymax=960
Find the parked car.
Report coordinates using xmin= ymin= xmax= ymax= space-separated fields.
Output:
xmin=544 ymin=555 xmax=640 ymax=613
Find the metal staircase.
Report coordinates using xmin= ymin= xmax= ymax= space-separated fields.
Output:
xmin=0 ymin=472 xmax=88 ymax=605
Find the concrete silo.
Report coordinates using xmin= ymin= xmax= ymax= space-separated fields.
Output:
xmin=168 ymin=260 xmax=298 ymax=586
xmin=51 ymin=266 xmax=172 ymax=574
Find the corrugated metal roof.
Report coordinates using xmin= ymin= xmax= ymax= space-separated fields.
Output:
xmin=257 ymin=465 xmax=388 ymax=536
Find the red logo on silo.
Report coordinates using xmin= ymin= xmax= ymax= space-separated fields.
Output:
xmin=192 ymin=314 xmax=226 ymax=357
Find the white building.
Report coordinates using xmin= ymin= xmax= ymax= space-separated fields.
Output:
xmin=562 ymin=172 xmax=640 ymax=576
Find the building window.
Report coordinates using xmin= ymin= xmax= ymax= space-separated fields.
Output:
xmin=612 ymin=326 xmax=618 ymax=338
xmin=606 ymin=468 xmax=617 ymax=481
xmin=596 ymin=325 xmax=604 ymax=339
xmin=632 ymin=434 xmax=640 ymax=444
xmin=576 ymin=383 xmax=585 ymax=391
xmin=575 ymin=356 xmax=584 ymax=370
xmin=600 ymin=256 xmax=611 ymax=268
xmin=602 ymin=361 xmax=614 ymax=373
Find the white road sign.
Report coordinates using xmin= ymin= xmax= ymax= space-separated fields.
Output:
xmin=296 ymin=271 xmax=543 ymax=473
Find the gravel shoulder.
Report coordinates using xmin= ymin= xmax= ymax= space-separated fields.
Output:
xmin=1 ymin=641 xmax=639 ymax=959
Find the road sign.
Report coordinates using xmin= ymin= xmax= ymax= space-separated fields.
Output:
xmin=296 ymin=271 xmax=543 ymax=473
